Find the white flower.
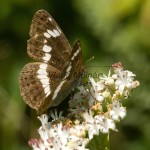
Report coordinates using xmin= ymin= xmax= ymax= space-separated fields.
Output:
xmin=109 ymin=101 xmax=126 ymax=121
xmin=54 ymin=123 xmax=69 ymax=146
xmin=82 ymin=111 xmax=116 ymax=138
xmin=38 ymin=126 xmax=49 ymax=141
xmin=28 ymin=62 xmax=139 ymax=150
xmin=82 ymin=111 xmax=100 ymax=139
xmin=38 ymin=114 xmax=49 ymax=127
xmin=69 ymin=86 xmax=89 ymax=108
xmin=50 ymin=110 xmax=64 ymax=121
xmin=94 ymin=115 xmax=116 ymax=133
xmin=29 ymin=139 xmax=47 ymax=150
xmin=89 ymin=77 xmax=104 ymax=102
xmin=30 ymin=117 xmax=90 ymax=150
xmin=113 ymin=68 xmax=136 ymax=96
xmin=100 ymin=69 xmax=115 ymax=86
xmin=70 ymin=124 xmax=86 ymax=137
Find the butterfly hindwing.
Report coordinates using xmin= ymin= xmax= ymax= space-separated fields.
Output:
xmin=19 ymin=62 xmax=64 ymax=110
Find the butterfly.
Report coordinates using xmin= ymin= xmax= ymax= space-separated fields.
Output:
xmin=19 ymin=10 xmax=84 ymax=114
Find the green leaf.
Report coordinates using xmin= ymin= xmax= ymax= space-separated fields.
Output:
xmin=86 ymin=133 xmax=109 ymax=150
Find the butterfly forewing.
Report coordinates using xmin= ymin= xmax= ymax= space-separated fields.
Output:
xmin=28 ymin=10 xmax=72 ymax=70
xmin=19 ymin=10 xmax=84 ymax=114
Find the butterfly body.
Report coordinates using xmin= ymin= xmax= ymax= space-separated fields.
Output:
xmin=19 ymin=10 xmax=84 ymax=114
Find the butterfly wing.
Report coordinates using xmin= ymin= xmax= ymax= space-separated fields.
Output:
xmin=19 ymin=62 xmax=62 ymax=110
xmin=27 ymin=10 xmax=72 ymax=70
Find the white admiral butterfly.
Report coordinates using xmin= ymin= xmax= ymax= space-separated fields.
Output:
xmin=19 ymin=10 xmax=84 ymax=114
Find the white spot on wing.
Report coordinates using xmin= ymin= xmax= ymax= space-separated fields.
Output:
xmin=71 ymin=49 xmax=80 ymax=60
xmin=46 ymin=91 xmax=51 ymax=97
xmin=44 ymin=32 xmax=51 ymax=38
xmin=47 ymin=29 xmax=60 ymax=37
xmin=37 ymin=63 xmax=51 ymax=97
xmin=48 ymin=17 xmax=52 ymax=21
xmin=52 ymin=80 xmax=66 ymax=100
xmin=37 ymin=74 xmax=48 ymax=79
xmin=44 ymin=39 xmax=47 ymax=43
xmin=66 ymin=65 xmax=72 ymax=72
xmin=42 ymin=84 xmax=48 ymax=88
xmin=57 ymin=27 xmax=62 ymax=33
xmin=47 ymin=30 xmax=57 ymax=37
xmin=64 ymin=65 xmax=72 ymax=79
xmin=53 ymin=29 xmax=60 ymax=36
xmin=44 ymin=28 xmax=61 ymax=39
xmin=43 ymin=53 xmax=51 ymax=62
xmin=37 ymin=69 xmax=47 ymax=75
xmin=39 ymin=64 xmax=47 ymax=69
xmin=34 ymin=34 xmax=38 ymax=38
xmin=40 ymin=79 xmax=49 ymax=85
xmin=43 ymin=45 xmax=52 ymax=52
xmin=44 ymin=86 xmax=51 ymax=95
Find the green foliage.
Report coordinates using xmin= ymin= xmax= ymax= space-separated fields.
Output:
xmin=87 ymin=133 xmax=109 ymax=150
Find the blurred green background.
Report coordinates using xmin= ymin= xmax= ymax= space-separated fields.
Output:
xmin=0 ymin=0 xmax=149 ymax=150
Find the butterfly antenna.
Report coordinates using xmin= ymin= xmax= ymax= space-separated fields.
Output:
xmin=85 ymin=56 xmax=95 ymax=64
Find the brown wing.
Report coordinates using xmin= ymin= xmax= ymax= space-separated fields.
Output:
xmin=19 ymin=10 xmax=84 ymax=114
xmin=27 ymin=10 xmax=72 ymax=70
xmin=19 ymin=62 xmax=61 ymax=111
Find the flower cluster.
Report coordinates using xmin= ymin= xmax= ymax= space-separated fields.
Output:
xmin=29 ymin=62 xmax=139 ymax=150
